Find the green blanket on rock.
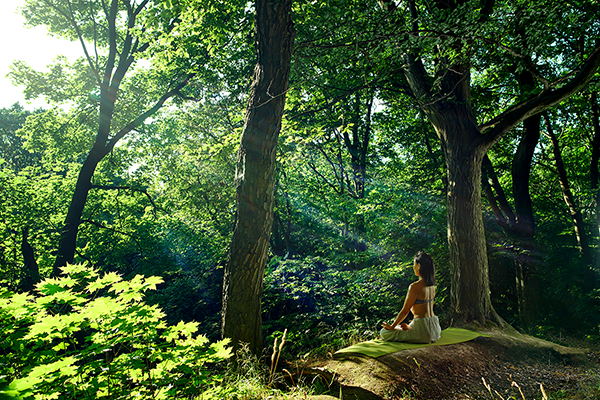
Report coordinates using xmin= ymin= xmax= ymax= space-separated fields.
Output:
xmin=334 ymin=327 xmax=489 ymax=358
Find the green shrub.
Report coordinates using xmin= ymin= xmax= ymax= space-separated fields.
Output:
xmin=0 ymin=263 xmax=231 ymax=399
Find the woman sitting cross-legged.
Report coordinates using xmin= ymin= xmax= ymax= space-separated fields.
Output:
xmin=380 ymin=251 xmax=441 ymax=343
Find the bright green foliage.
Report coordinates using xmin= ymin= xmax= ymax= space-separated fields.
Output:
xmin=0 ymin=264 xmax=231 ymax=399
xmin=0 ymin=104 xmax=42 ymax=172
xmin=0 ymin=165 xmax=74 ymax=285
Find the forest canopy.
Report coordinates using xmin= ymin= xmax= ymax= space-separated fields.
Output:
xmin=1 ymin=0 xmax=600 ymax=398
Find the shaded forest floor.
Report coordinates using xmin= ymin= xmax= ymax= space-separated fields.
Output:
xmin=284 ymin=325 xmax=600 ymax=399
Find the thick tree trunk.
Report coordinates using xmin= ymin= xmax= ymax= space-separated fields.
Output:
xmin=221 ymin=0 xmax=294 ymax=355
xmin=403 ymin=53 xmax=504 ymax=325
xmin=442 ymin=133 xmax=502 ymax=325
xmin=418 ymin=77 xmax=503 ymax=324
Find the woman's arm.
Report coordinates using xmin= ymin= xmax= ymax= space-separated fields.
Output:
xmin=382 ymin=283 xmax=418 ymax=330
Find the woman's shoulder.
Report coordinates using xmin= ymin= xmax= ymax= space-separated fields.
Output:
xmin=409 ymin=280 xmax=426 ymax=289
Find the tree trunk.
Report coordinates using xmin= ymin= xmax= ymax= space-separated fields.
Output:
xmin=52 ymin=150 xmax=102 ymax=275
xmin=441 ymin=127 xmax=502 ymax=325
xmin=543 ymin=114 xmax=593 ymax=271
xmin=511 ymin=114 xmax=540 ymax=238
xmin=272 ymin=182 xmax=293 ymax=256
xmin=342 ymin=91 xmax=373 ymax=251
xmin=50 ymin=2 xmax=186 ymax=276
xmin=514 ymin=256 xmax=540 ymax=326
xmin=19 ymin=227 xmax=39 ymax=292
xmin=591 ymin=91 xmax=600 ymax=272
xmin=222 ymin=0 xmax=294 ymax=355
xmin=482 ymin=154 xmax=516 ymax=232
xmin=482 ymin=139 xmax=540 ymax=326
xmin=509 ymin=113 xmax=541 ymax=326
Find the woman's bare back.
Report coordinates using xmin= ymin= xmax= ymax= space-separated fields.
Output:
xmin=411 ymin=281 xmax=436 ymax=319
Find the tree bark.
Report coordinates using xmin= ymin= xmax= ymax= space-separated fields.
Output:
xmin=509 ymin=71 xmax=542 ymax=326
xmin=445 ymin=141 xmax=500 ymax=324
xmin=424 ymin=98 xmax=503 ymax=324
xmin=221 ymin=0 xmax=294 ymax=355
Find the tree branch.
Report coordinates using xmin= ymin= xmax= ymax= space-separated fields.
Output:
xmin=41 ymin=0 xmax=102 ymax=85
xmin=103 ymin=74 xmax=195 ymax=154
xmin=479 ymin=46 xmax=600 ymax=148
xmin=90 ymin=184 xmax=161 ymax=212
xmin=104 ymin=0 xmax=119 ymax=90
xmin=80 ymin=218 xmax=144 ymax=254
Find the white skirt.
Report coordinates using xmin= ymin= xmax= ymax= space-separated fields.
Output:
xmin=379 ymin=316 xmax=441 ymax=343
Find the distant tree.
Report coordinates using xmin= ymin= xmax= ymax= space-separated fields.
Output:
xmin=0 ymin=104 xmax=41 ymax=171
xmin=12 ymin=0 xmax=223 ymax=276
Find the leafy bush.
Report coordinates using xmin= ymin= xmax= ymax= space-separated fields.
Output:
xmin=0 ymin=264 xmax=231 ymax=399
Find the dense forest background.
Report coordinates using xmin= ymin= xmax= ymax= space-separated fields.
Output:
xmin=1 ymin=0 xmax=600 ymax=398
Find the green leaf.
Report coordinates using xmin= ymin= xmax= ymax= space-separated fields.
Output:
xmin=36 ymin=278 xmax=66 ymax=295
xmin=143 ymin=276 xmax=164 ymax=291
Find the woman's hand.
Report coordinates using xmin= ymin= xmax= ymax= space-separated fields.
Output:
xmin=381 ymin=322 xmax=394 ymax=330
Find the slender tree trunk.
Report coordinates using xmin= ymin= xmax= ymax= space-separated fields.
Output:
xmin=511 ymin=114 xmax=540 ymax=238
xmin=482 ymin=154 xmax=516 ymax=231
xmin=52 ymin=150 xmax=102 ymax=275
xmin=20 ymin=227 xmax=39 ymax=292
xmin=543 ymin=114 xmax=593 ymax=271
xmin=591 ymin=91 xmax=600 ymax=272
xmin=514 ymin=256 xmax=539 ymax=326
xmin=483 ymin=140 xmax=540 ymax=326
xmin=221 ymin=0 xmax=294 ymax=355
xmin=342 ymin=92 xmax=372 ymax=251
xmin=272 ymin=182 xmax=292 ymax=256
xmin=508 ymin=71 xmax=542 ymax=326
xmin=591 ymin=91 xmax=600 ymax=212
xmin=510 ymin=71 xmax=542 ymax=326
xmin=482 ymin=174 xmax=510 ymax=231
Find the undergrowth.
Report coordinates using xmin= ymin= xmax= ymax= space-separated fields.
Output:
xmin=262 ymin=255 xmax=442 ymax=359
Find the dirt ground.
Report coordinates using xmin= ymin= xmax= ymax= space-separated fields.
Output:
xmin=289 ymin=325 xmax=600 ymax=400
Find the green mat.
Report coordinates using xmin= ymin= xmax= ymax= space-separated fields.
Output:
xmin=334 ymin=327 xmax=489 ymax=358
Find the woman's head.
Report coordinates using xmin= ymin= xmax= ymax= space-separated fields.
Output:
xmin=414 ymin=251 xmax=436 ymax=286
